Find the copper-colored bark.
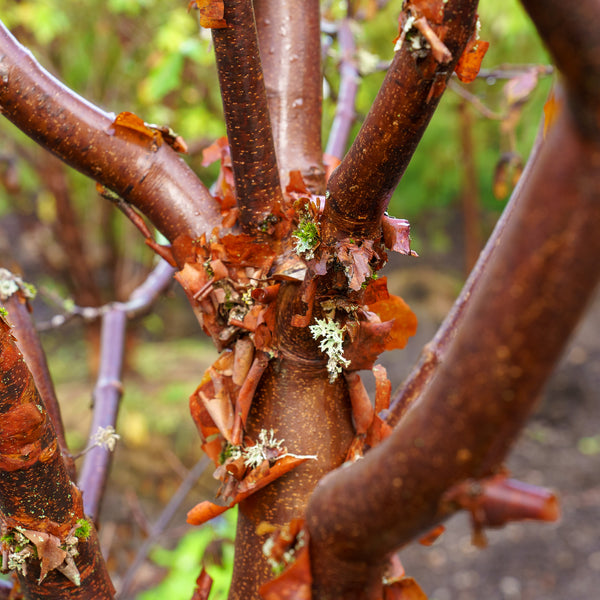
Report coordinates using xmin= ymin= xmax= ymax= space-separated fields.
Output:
xmin=321 ymin=0 xmax=480 ymax=242
xmin=386 ymin=124 xmax=544 ymax=424
xmin=254 ymin=0 xmax=325 ymax=193
xmin=0 ymin=22 xmax=220 ymax=244
xmin=211 ymin=0 xmax=284 ymax=232
xmin=0 ymin=317 xmax=114 ymax=598
xmin=2 ymin=294 xmax=73 ymax=478
xmin=306 ymin=106 xmax=600 ymax=598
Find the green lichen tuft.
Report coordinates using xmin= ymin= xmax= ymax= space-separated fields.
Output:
xmin=293 ymin=214 xmax=320 ymax=260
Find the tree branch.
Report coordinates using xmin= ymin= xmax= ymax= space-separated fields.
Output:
xmin=77 ymin=308 xmax=126 ymax=524
xmin=0 ymin=21 xmax=220 ymax=244
xmin=0 ymin=316 xmax=114 ymax=598
xmin=321 ymin=0 xmax=479 ymax=242
xmin=386 ymin=120 xmax=545 ymax=424
xmin=211 ymin=0 xmax=284 ymax=231
xmin=519 ymin=0 xmax=600 ymax=140
xmin=325 ymin=20 xmax=360 ymax=162
xmin=254 ymin=0 xmax=325 ymax=193
xmin=2 ymin=290 xmax=75 ymax=479
xmin=306 ymin=102 xmax=600 ymax=598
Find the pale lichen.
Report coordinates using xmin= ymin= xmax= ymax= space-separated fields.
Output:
xmin=309 ymin=317 xmax=350 ymax=382
xmin=0 ymin=269 xmax=37 ymax=301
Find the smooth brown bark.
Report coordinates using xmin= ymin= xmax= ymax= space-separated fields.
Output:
xmin=306 ymin=106 xmax=600 ymax=598
xmin=386 ymin=121 xmax=544 ymax=424
xmin=0 ymin=317 xmax=114 ymax=599
xmin=211 ymin=0 xmax=284 ymax=231
xmin=254 ymin=0 xmax=325 ymax=193
xmin=0 ymin=21 xmax=220 ymax=244
xmin=321 ymin=0 xmax=480 ymax=242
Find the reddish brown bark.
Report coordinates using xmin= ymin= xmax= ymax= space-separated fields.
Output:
xmin=306 ymin=105 xmax=600 ymax=599
xmin=321 ymin=0 xmax=480 ymax=242
xmin=2 ymin=293 xmax=75 ymax=479
xmin=0 ymin=317 xmax=114 ymax=599
xmin=254 ymin=0 xmax=325 ymax=194
xmin=386 ymin=122 xmax=544 ymax=424
xmin=211 ymin=0 xmax=284 ymax=232
xmin=0 ymin=22 xmax=220 ymax=244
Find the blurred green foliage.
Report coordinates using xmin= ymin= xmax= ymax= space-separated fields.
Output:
xmin=0 ymin=0 xmax=552 ymax=250
xmin=138 ymin=508 xmax=236 ymax=600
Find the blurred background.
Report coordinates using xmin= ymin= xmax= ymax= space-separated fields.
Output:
xmin=0 ymin=0 xmax=598 ymax=598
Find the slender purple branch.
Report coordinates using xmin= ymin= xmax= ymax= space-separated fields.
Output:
xmin=78 ymin=308 xmax=126 ymax=523
xmin=325 ymin=20 xmax=359 ymax=160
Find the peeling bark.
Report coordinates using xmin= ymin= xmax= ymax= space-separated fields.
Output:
xmin=0 ymin=317 xmax=114 ymax=599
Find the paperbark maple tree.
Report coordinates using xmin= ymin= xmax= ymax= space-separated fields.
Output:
xmin=0 ymin=1 xmax=599 ymax=600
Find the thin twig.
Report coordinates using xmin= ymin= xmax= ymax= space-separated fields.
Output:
xmin=36 ymin=259 xmax=175 ymax=330
xmin=116 ymin=456 xmax=210 ymax=600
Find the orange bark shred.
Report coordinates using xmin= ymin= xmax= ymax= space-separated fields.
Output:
xmin=187 ymin=455 xmax=309 ymax=526
xmin=367 ymin=294 xmax=418 ymax=351
xmin=190 ymin=0 xmax=228 ymax=29
xmin=455 ymin=36 xmax=490 ymax=84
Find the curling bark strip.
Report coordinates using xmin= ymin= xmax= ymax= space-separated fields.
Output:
xmin=254 ymin=0 xmax=325 ymax=193
xmin=211 ymin=0 xmax=284 ymax=231
xmin=306 ymin=105 xmax=600 ymax=599
xmin=321 ymin=0 xmax=480 ymax=242
xmin=0 ymin=21 xmax=220 ymax=244
xmin=0 ymin=317 xmax=114 ymax=598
